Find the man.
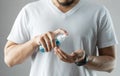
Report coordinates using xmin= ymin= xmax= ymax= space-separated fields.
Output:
xmin=4 ymin=0 xmax=118 ymax=76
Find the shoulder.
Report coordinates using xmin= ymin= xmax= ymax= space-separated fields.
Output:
xmin=21 ymin=0 xmax=45 ymax=12
xmin=83 ymin=0 xmax=109 ymax=13
xmin=84 ymin=0 xmax=110 ymax=18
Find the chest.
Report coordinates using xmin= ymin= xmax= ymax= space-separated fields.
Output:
xmin=29 ymin=14 xmax=97 ymax=39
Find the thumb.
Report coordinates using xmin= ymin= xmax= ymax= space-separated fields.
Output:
xmin=71 ymin=52 xmax=77 ymax=56
xmin=54 ymin=28 xmax=68 ymax=36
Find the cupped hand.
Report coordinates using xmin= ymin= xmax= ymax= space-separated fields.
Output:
xmin=54 ymin=47 xmax=85 ymax=63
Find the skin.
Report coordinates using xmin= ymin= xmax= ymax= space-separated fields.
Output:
xmin=4 ymin=0 xmax=116 ymax=73
xmin=52 ymin=0 xmax=79 ymax=13
xmin=52 ymin=0 xmax=116 ymax=72
xmin=57 ymin=0 xmax=74 ymax=6
xmin=4 ymin=28 xmax=68 ymax=67
xmin=54 ymin=46 xmax=116 ymax=72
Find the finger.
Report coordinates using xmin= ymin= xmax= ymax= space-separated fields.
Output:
xmin=57 ymin=55 xmax=69 ymax=62
xmin=56 ymin=51 xmax=68 ymax=62
xmin=54 ymin=28 xmax=68 ymax=36
xmin=71 ymin=52 xmax=76 ymax=56
xmin=57 ymin=47 xmax=68 ymax=55
xmin=40 ymin=37 xmax=48 ymax=52
xmin=54 ymin=48 xmax=69 ymax=62
xmin=74 ymin=51 xmax=85 ymax=62
xmin=54 ymin=47 xmax=67 ymax=59
xmin=75 ymin=57 xmax=84 ymax=62
xmin=57 ymin=48 xmax=75 ymax=63
xmin=74 ymin=50 xmax=84 ymax=55
xmin=47 ymin=32 xmax=56 ymax=48
xmin=56 ymin=47 xmax=68 ymax=59
xmin=43 ymin=34 xmax=52 ymax=51
xmin=70 ymin=52 xmax=77 ymax=61
xmin=54 ymin=48 xmax=74 ymax=63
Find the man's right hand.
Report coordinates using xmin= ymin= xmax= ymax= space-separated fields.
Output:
xmin=4 ymin=28 xmax=68 ymax=67
xmin=32 ymin=28 xmax=68 ymax=52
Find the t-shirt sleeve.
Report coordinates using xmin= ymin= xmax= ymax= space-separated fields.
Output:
xmin=7 ymin=7 xmax=30 ymax=44
xmin=97 ymin=6 xmax=118 ymax=48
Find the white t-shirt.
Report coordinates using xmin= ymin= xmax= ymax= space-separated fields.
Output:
xmin=7 ymin=0 xmax=118 ymax=76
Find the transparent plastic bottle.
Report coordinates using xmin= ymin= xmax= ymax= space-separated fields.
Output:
xmin=39 ymin=34 xmax=67 ymax=53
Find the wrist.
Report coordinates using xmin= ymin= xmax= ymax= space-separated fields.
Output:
xmin=75 ymin=54 xmax=89 ymax=66
xmin=30 ymin=39 xmax=39 ymax=49
xmin=87 ymin=56 xmax=94 ymax=62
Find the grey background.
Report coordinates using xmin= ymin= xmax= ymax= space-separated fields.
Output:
xmin=0 ymin=0 xmax=120 ymax=76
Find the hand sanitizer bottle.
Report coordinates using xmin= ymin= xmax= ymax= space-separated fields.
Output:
xmin=39 ymin=34 xmax=67 ymax=53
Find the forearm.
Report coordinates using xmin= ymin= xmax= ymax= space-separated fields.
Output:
xmin=84 ymin=56 xmax=116 ymax=72
xmin=4 ymin=40 xmax=38 ymax=67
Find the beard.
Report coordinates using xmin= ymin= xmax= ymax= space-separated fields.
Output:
xmin=57 ymin=0 xmax=74 ymax=6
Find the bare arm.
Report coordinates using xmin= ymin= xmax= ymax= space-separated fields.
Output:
xmin=84 ymin=46 xmax=116 ymax=72
xmin=4 ymin=39 xmax=38 ymax=67
xmin=4 ymin=29 xmax=68 ymax=67
xmin=54 ymin=46 xmax=116 ymax=73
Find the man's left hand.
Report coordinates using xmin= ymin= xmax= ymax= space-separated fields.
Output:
xmin=54 ymin=47 xmax=85 ymax=63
